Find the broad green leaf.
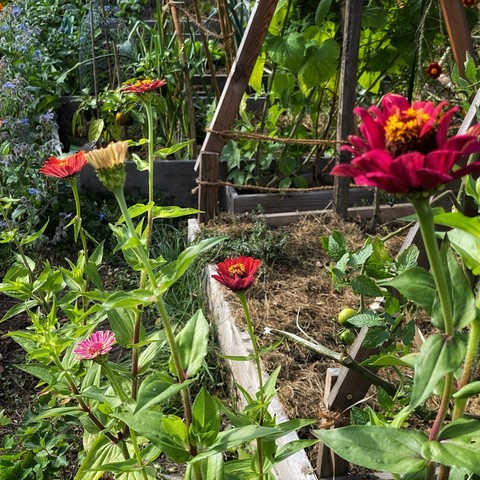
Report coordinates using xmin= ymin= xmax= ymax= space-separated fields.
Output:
xmin=447 ymin=228 xmax=480 ymax=275
xmin=75 ymin=435 xmax=125 ymax=480
xmin=190 ymin=387 xmax=220 ymax=448
xmin=158 ymin=237 xmax=225 ymax=293
xmin=350 ymin=275 xmax=382 ymax=297
xmin=362 ymin=5 xmax=387 ymax=28
xmin=409 ymin=333 xmax=465 ymax=409
xmin=135 ymin=372 xmax=193 ymax=413
xmin=1 ymin=299 xmax=38 ymax=322
xmin=321 ymin=231 xmax=347 ymax=260
xmin=453 ymin=380 xmax=480 ymax=399
xmin=31 ymin=406 xmax=82 ymax=420
xmin=119 ymin=202 xmax=154 ymax=222
xmin=315 ymin=0 xmax=333 ymax=26
xmin=131 ymin=153 xmax=148 ymax=171
xmin=169 ymin=310 xmax=209 ymax=378
xmin=434 ymin=211 xmax=480 ymax=236
xmin=313 ymin=426 xmax=428 ymax=474
xmin=154 ymin=139 xmax=194 ymax=158
xmin=395 ymin=244 xmax=419 ymax=273
xmin=347 ymin=312 xmax=383 ymax=328
xmin=249 ymin=51 xmax=266 ymax=93
xmin=363 ymin=353 xmax=418 ymax=368
xmin=103 ymin=289 xmax=156 ymax=310
xmin=382 ymin=267 xmax=435 ymax=314
xmin=107 ymin=308 xmax=139 ymax=347
xmin=362 ymin=328 xmax=390 ymax=348
xmin=262 ymin=366 xmax=281 ymax=402
xmin=138 ymin=331 xmax=166 ymax=374
xmin=269 ymin=0 xmax=289 ymax=36
xmin=88 ymin=118 xmax=104 ymax=143
xmin=191 ymin=425 xmax=277 ymax=462
xmin=267 ymin=33 xmax=305 ymax=71
xmin=15 ymin=363 xmax=55 ymax=384
xmin=422 ymin=419 xmax=480 ymax=473
xmin=20 ymin=221 xmax=49 ymax=245
xmin=275 ymin=439 xmax=319 ymax=464
xmin=298 ymin=39 xmax=340 ymax=91
xmin=151 ymin=206 xmax=201 ymax=219
xmin=349 ymin=243 xmax=373 ymax=267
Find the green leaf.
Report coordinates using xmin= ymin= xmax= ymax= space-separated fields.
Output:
xmin=313 ymin=426 xmax=428 ymax=474
xmin=20 ymin=221 xmax=49 ymax=245
xmin=250 ymin=51 xmax=266 ymax=93
xmin=347 ymin=312 xmax=384 ymax=328
xmin=382 ymin=267 xmax=435 ymax=314
xmin=447 ymin=228 xmax=480 ymax=275
xmin=135 ymin=372 xmax=193 ymax=414
xmin=190 ymin=388 xmax=220 ymax=448
xmin=298 ymin=39 xmax=340 ymax=90
xmin=154 ymin=139 xmax=194 ymax=158
xmin=151 ymin=206 xmax=201 ymax=219
xmin=434 ymin=211 xmax=480 ymax=236
xmin=169 ymin=310 xmax=209 ymax=378
xmin=158 ymin=237 xmax=225 ymax=293
xmin=315 ymin=0 xmax=333 ymax=26
xmin=107 ymin=308 xmax=138 ymax=347
xmin=88 ymin=118 xmax=104 ymax=143
xmin=453 ymin=380 xmax=480 ymax=399
xmin=362 ymin=328 xmax=390 ymax=348
xmin=409 ymin=333 xmax=466 ymax=410
xmin=31 ymin=406 xmax=82 ymax=420
xmin=350 ymin=275 xmax=382 ymax=297
xmin=267 ymin=33 xmax=305 ymax=71
xmin=103 ymin=289 xmax=156 ymax=310
xmin=275 ymin=439 xmax=319 ymax=464
xmin=349 ymin=243 xmax=373 ymax=267
xmin=363 ymin=353 xmax=417 ymax=368
xmin=422 ymin=419 xmax=480 ymax=474
xmin=322 ymin=231 xmax=347 ymax=261
xmin=131 ymin=153 xmax=148 ymax=171
xmin=362 ymin=5 xmax=387 ymax=28
xmin=395 ymin=245 xmax=419 ymax=273
xmin=15 ymin=363 xmax=54 ymax=384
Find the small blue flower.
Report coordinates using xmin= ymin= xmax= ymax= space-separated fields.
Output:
xmin=21 ymin=118 xmax=29 ymax=127
xmin=28 ymin=188 xmax=40 ymax=195
xmin=40 ymin=111 xmax=54 ymax=122
xmin=2 ymin=82 xmax=15 ymax=89
xmin=17 ymin=22 xmax=27 ymax=31
xmin=0 ymin=221 xmax=7 ymax=229
xmin=98 ymin=210 xmax=107 ymax=222
xmin=33 ymin=49 xmax=42 ymax=58
xmin=12 ymin=6 xmax=21 ymax=15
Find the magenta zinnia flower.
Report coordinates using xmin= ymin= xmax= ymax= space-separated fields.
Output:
xmin=212 ymin=256 xmax=261 ymax=292
xmin=74 ymin=330 xmax=115 ymax=361
xmin=332 ymin=93 xmax=480 ymax=194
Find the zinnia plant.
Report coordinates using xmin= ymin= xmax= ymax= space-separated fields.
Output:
xmin=39 ymin=151 xmax=87 ymax=179
xmin=313 ymin=93 xmax=480 ymax=480
xmin=212 ymin=256 xmax=261 ymax=292
xmin=121 ymin=79 xmax=167 ymax=94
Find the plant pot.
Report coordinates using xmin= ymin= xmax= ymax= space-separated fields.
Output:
xmin=80 ymin=159 xmax=198 ymax=207
xmin=222 ymin=185 xmax=375 ymax=215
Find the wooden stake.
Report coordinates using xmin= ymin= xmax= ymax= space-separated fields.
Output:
xmin=198 ymin=151 xmax=219 ymax=222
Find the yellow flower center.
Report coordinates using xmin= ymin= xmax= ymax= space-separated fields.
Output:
xmin=384 ymin=108 xmax=436 ymax=156
xmin=228 ymin=263 xmax=246 ymax=277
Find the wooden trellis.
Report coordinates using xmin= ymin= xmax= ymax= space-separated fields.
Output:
xmin=196 ymin=0 xmax=476 ymax=222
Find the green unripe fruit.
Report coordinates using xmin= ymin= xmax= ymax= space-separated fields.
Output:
xmin=337 ymin=307 xmax=357 ymax=327
xmin=339 ymin=329 xmax=356 ymax=345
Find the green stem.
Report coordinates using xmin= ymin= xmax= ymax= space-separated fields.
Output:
xmin=102 ymin=362 xmax=127 ymax=402
xmin=129 ymin=427 xmax=149 ymax=480
xmin=452 ymin=318 xmax=480 ymax=420
xmin=237 ymin=291 xmax=265 ymax=478
xmin=143 ymin=99 xmax=155 ymax=252
xmin=69 ymin=179 xmax=89 ymax=263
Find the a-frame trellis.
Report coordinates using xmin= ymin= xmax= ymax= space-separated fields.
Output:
xmin=195 ymin=0 xmax=476 ymax=222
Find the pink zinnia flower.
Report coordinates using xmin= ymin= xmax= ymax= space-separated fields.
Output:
xmin=74 ymin=330 xmax=115 ymax=361
xmin=122 ymin=79 xmax=166 ymax=94
xmin=332 ymin=93 xmax=480 ymax=194
xmin=40 ymin=151 xmax=87 ymax=179
xmin=212 ymin=256 xmax=261 ymax=292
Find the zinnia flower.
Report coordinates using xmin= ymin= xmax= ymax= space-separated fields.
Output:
xmin=74 ymin=330 xmax=115 ymax=361
xmin=212 ymin=256 xmax=261 ymax=292
xmin=462 ymin=0 xmax=476 ymax=7
xmin=122 ymin=79 xmax=166 ymax=94
xmin=85 ymin=141 xmax=129 ymax=191
xmin=426 ymin=62 xmax=442 ymax=79
xmin=332 ymin=93 xmax=480 ymax=195
xmin=40 ymin=151 xmax=87 ymax=179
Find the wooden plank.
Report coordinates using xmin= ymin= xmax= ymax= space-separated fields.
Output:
xmin=203 ymin=264 xmax=318 ymax=480
xmin=439 ymin=0 xmax=475 ymax=77
xmin=333 ymin=0 xmax=363 ymax=217
xmin=196 ymin=0 xmax=279 ymax=166
xmin=198 ymin=151 xmax=220 ymax=222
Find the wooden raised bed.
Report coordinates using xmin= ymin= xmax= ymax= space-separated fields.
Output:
xmin=222 ymin=185 xmax=375 ymax=215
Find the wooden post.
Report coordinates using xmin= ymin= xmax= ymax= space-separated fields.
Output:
xmin=195 ymin=0 xmax=279 ymax=221
xmin=198 ymin=151 xmax=220 ymax=222
xmin=333 ymin=0 xmax=363 ymax=218
xmin=439 ymin=0 xmax=475 ymax=77
xmin=316 ymin=328 xmax=378 ymax=478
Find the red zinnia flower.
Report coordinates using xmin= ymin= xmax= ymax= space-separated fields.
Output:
xmin=122 ymin=79 xmax=167 ymax=94
xmin=212 ymin=256 xmax=261 ymax=292
xmin=332 ymin=93 xmax=480 ymax=195
xmin=74 ymin=330 xmax=116 ymax=361
xmin=40 ymin=151 xmax=87 ymax=179
xmin=426 ymin=62 xmax=442 ymax=79
xmin=462 ymin=0 xmax=477 ymax=7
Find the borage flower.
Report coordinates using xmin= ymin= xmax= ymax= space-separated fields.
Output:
xmin=74 ymin=330 xmax=116 ymax=362
xmin=40 ymin=151 xmax=87 ymax=179
xmin=85 ymin=141 xmax=129 ymax=191
xmin=426 ymin=62 xmax=442 ymax=79
xmin=212 ymin=256 xmax=261 ymax=292
xmin=122 ymin=79 xmax=166 ymax=94
xmin=332 ymin=93 xmax=480 ymax=195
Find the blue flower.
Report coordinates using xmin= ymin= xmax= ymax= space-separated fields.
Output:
xmin=21 ymin=118 xmax=29 ymax=127
xmin=28 ymin=188 xmax=39 ymax=195
xmin=12 ymin=6 xmax=21 ymax=15
xmin=98 ymin=210 xmax=107 ymax=222
xmin=40 ymin=111 xmax=54 ymax=122
xmin=33 ymin=49 xmax=41 ymax=58
xmin=0 ymin=221 xmax=7 ymax=229
xmin=2 ymin=82 xmax=15 ymax=89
